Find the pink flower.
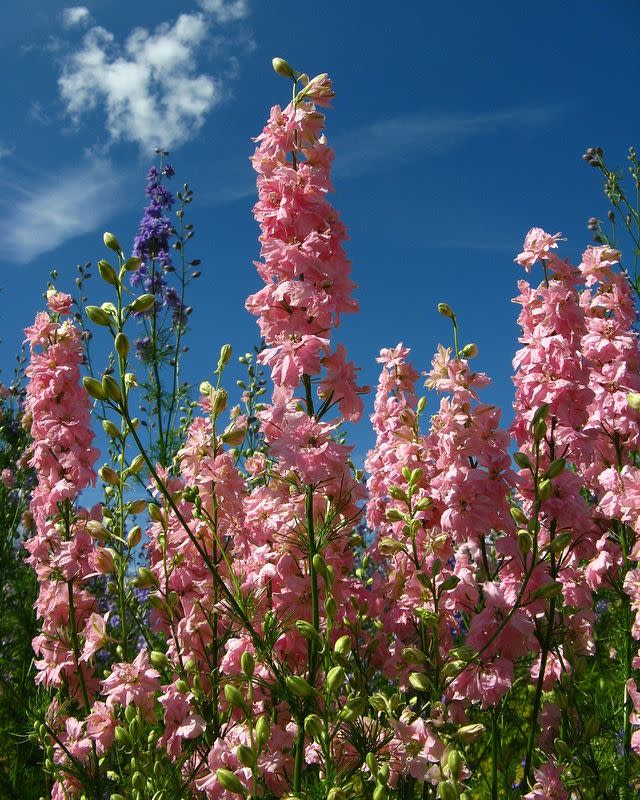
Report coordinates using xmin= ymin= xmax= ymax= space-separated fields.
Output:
xmin=102 ymin=649 xmax=160 ymax=718
xmin=515 ymin=228 xmax=563 ymax=271
xmin=46 ymin=289 xmax=73 ymax=316
xmin=524 ymin=761 xmax=567 ymax=800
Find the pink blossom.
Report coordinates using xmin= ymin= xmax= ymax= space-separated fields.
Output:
xmin=102 ymin=649 xmax=160 ymax=718
xmin=515 ymin=228 xmax=563 ymax=271
xmin=524 ymin=762 xmax=567 ymax=800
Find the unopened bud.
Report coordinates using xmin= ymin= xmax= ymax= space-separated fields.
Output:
xmin=459 ymin=343 xmax=478 ymax=359
xmin=437 ymin=302 xmax=455 ymax=319
xmin=83 ymin=376 xmax=108 ymax=400
xmin=272 ymin=57 xmax=298 ymax=80
xmin=215 ymin=769 xmax=246 ymax=796
xmin=115 ymin=333 xmax=130 ymax=358
xmin=103 ymin=232 xmax=122 ymax=254
xmin=98 ymin=259 xmax=119 ymax=286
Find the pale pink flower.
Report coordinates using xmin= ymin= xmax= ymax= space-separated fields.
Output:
xmin=515 ymin=228 xmax=563 ymax=271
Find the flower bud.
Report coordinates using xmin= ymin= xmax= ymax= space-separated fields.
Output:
xmin=326 ymin=665 xmax=345 ymax=694
xmin=417 ymin=396 xmax=427 ymax=414
xmin=304 ymin=713 xmax=324 ymax=740
xmin=517 ymin=529 xmax=532 ymax=555
xmin=99 ymin=465 xmax=119 ymax=485
xmin=149 ymin=651 xmax=170 ymax=669
xmin=334 ymin=635 xmax=352 ymax=655
xmin=312 ymin=553 xmax=328 ymax=578
xmin=218 ymin=344 xmax=232 ymax=370
xmin=255 ymin=716 xmax=270 ymax=747
xmin=296 ymin=620 xmax=321 ymax=641
xmin=437 ymin=302 xmax=455 ymax=319
xmin=241 ymin=651 xmax=255 ymax=677
xmin=211 ymin=388 xmax=228 ymax=416
xmin=98 ymin=259 xmax=119 ymax=287
xmin=447 ymin=749 xmax=462 ymax=779
xmin=286 ymin=675 xmax=315 ymax=697
xmin=409 ymin=672 xmax=430 ymax=692
xmin=136 ymin=567 xmax=159 ymax=588
xmin=544 ymin=457 xmax=566 ymax=479
xmin=538 ymin=478 xmax=553 ymax=501
xmin=129 ymin=294 xmax=156 ymax=314
xmin=459 ymin=343 xmax=478 ymax=359
xmin=128 ymin=454 xmax=145 ymax=475
xmin=124 ymin=257 xmax=142 ymax=272
xmin=456 ymin=723 xmax=486 ymax=743
xmin=86 ymin=306 xmax=112 ymax=326
xmin=83 ymin=376 xmax=108 ymax=400
xmin=103 ymin=232 xmax=122 ymax=254
xmin=513 ymin=451 xmax=531 ymax=470
xmin=102 ymin=375 xmax=122 ymax=403
xmin=373 ymin=787 xmax=387 ymax=800
xmin=87 ymin=520 xmax=110 ymax=541
xmin=115 ymin=333 xmax=130 ymax=358
xmin=127 ymin=525 xmax=142 ymax=548
xmin=175 ymin=678 xmax=189 ymax=693
xmin=102 ymin=419 xmax=121 ymax=439
xmin=272 ymin=57 xmax=297 ymax=80
xmin=627 ymin=392 xmax=640 ymax=410
xmin=215 ymin=769 xmax=246 ymax=796
xmin=224 ymin=683 xmax=248 ymax=712
xmin=236 ymin=744 xmax=256 ymax=767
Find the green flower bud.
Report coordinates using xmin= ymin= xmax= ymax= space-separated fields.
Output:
xmin=218 ymin=344 xmax=232 ymax=370
xmin=102 ymin=375 xmax=122 ymax=403
xmin=546 ymin=531 xmax=572 ymax=554
xmin=149 ymin=651 xmax=169 ymax=669
xmin=385 ymin=508 xmax=405 ymax=522
xmin=136 ymin=567 xmax=158 ymax=589
xmin=215 ymin=769 xmax=246 ymax=796
xmin=98 ymin=259 xmax=119 ymax=287
xmin=127 ymin=525 xmax=142 ymax=548
xmin=224 ymin=683 xmax=248 ymax=712
xmin=517 ymin=529 xmax=532 ymax=555
xmin=211 ymin=388 xmax=228 ymax=416
xmin=128 ymin=454 xmax=145 ymax=475
xmin=326 ymin=665 xmax=345 ymax=694
xmin=103 ymin=231 xmax=123 ymax=254
xmin=86 ymin=305 xmax=112 ymax=326
xmin=437 ymin=302 xmax=455 ymax=319
xmin=447 ymin=749 xmax=462 ymax=779
xmin=148 ymin=503 xmax=164 ymax=523
xmin=128 ymin=498 xmax=147 ymax=514
xmin=538 ymin=478 xmax=553 ymax=501
xmin=102 ymin=418 xmax=121 ymax=438
xmin=129 ymin=294 xmax=156 ymax=314
xmin=327 ymin=789 xmax=346 ymax=800
xmin=286 ymin=675 xmax=315 ymax=697
xmin=99 ymin=465 xmax=119 ymax=485
xmin=312 ymin=553 xmax=328 ymax=578
xmin=304 ymin=713 xmax=324 ymax=740
xmin=334 ymin=635 xmax=352 ymax=655
xmin=255 ymin=716 xmax=270 ymax=747
xmin=544 ymin=457 xmax=566 ymax=479
xmin=175 ymin=679 xmax=189 ymax=693
xmin=460 ymin=342 xmax=479 ymax=359
xmin=417 ymin=396 xmax=427 ymax=414
xmin=365 ymin=751 xmax=378 ymax=776
xmin=510 ymin=505 xmax=527 ymax=525
xmin=115 ymin=332 xmax=130 ymax=358
xmin=114 ymin=726 xmax=131 ymax=746
xmin=513 ymin=451 xmax=532 ymax=470
xmin=409 ymin=672 xmax=430 ymax=692
xmin=272 ymin=57 xmax=298 ymax=80
xmin=240 ymin=650 xmax=255 ymax=677
xmin=236 ymin=744 xmax=256 ymax=767
xmin=456 ymin=723 xmax=486 ymax=743
xmin=627 ymin=391 xmax=640 ymax=410
xmin=124 ymin=257 xmax=142 ymax=272
xmin=373 ymin=787 xmax=387 ymax=800
xmin=296 ymin=620 xmax=321 ymax=641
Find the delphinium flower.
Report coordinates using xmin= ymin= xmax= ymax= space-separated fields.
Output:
xmin=23 ymin=292 xmax=105 ymax=797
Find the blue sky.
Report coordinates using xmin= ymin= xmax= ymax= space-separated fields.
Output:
xmin=1 ymin=0 xmax=639 ymax=461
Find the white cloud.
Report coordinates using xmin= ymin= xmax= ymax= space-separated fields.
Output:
xmin=0 ymin=157 xmax=125 ymax=264
xmin=59 ymin=13 xmax=221 ymax=150
xmin=335 ymin=106 xmax=560 ymax=177
xmin=196 ymin=0 xmax=249 ymax=22
xmin=0 ymin=143 xmax=13 ymax=160
xmin=62 ymin=6 xmax=91 ymax=29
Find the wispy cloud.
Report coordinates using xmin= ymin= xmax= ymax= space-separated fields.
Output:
xmin=196 ymin=0 xmax=250 ymax=23
xmin=0 ymin=143 xmax=13 ymax=160
xmin=334 ymin=106 xmax=561 ymax=177
xmin=61 ymin=6 xmax=92 ymax=30
xmin=0 ymin=157 xmax=126 ymax=264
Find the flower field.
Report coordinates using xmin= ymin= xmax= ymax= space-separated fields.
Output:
xmin=2 ymin=58 xmax=640 ymax=800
